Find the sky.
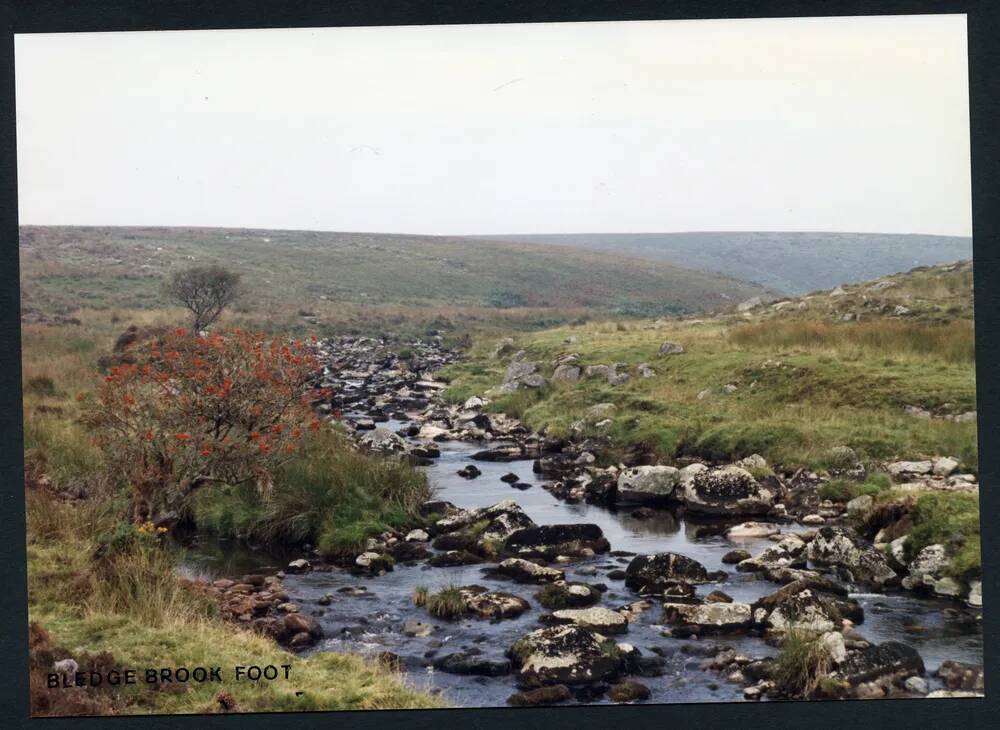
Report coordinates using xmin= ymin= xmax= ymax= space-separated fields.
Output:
xmin=15 ymin=14 xmax=972 ymax=237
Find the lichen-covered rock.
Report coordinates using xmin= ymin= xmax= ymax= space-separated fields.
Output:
xmin=662 ymin=602 xmax=752 ymax=633
xmin=936 ymin=660 xmax=984 ymax=691
xmin=616 ymin=465 xmax=680 ymax=503
xmin=624 ymin=552 xmax=714 ymax=594
xmin=833 ymin=641 xmax=924 ymax=686
xmin=502 ymin=523 xmax=610 ymax=561
xmin=535 ymin=581 xmax=603 ymax=609
xmin=551 ymin=607 xmax=629 ymax=634
xmin=358 ymin=427 xmax=408 ymax=454
xmin=506 ymin=684 xmax=573 ymax=706
xmin=807 ymin=526 xmax=898 ymax=587
xmin=508 ymin=625 xmax=625 ymax=688
xmin=751 ymin=578 xmax=862 ymax=633
xmin=433 ymin=651 xmax=512 ymax=676
xmin=682 ymin=465 xmax=778 ymax=515
xmin=497 ymin=558 xmax=565 ymax=584
xmin=726 ymin=521 xmax=780 ymax=539
xmin=735 ymin=534 xmax=808 ymax=573
xmin=607 ymin=679 xmax=651 ymax=702
xmin=458 ymin=586 xmax=531 ymax=619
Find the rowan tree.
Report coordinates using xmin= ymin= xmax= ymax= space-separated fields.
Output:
xmin=83 ymin=328 xmax=331 ymax=524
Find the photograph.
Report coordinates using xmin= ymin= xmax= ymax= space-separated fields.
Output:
xmin=14 ymin=13 xmax=983 ymax=717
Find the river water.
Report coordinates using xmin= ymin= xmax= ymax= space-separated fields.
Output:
xmin=181 ymin=419 xmax=983 ymax=707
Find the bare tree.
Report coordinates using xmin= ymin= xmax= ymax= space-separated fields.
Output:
xmin=166 ymin=265 xmax=241 ymax=331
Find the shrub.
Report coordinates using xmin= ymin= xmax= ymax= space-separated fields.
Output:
xmin=426 ymin=586 xmax=467 ymax=619
xmin=771 ymin=630 xmax=834 ymax=698
xmin=25 ymin=374 xmax=58 ymax=397
xmin=82 ymin=328 xmax=328 ymax=523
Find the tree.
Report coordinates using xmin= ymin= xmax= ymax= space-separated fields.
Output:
xmin=166 ymin=265 xmax=241 ymax=331
xmin=83 ymin=328 xmax=331 ymax=524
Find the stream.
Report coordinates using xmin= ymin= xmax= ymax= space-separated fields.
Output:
xmin=180 ymin=418 xmax=984 ymax=707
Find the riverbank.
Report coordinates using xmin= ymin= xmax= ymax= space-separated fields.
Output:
xmin=183 ymin=333 xmax=981 ymax=707
xmin=26 ymin=487 xmax=445 ymax=716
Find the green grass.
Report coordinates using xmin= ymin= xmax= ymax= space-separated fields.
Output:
xmin=443 ymin=263 xmax=977 ymax=470
xmin=425 ymin=586 xmax=468 ymax=620
xmin=817 ymin=473 xmax=892 ymax=502
xmin=192 ymin=429 xmax=431 ymax=558
xmin=535 ymin=584 xmax=577 ymax=610
xmin=20 ymin=225 xmax=770 ymax=340
xmin=771 ymin=630 xmax=835 ymax=699
xmin=907 ymin=492 xmax=981 ymax=580
xmin=27 ymin=486 xmax=442 ymax=716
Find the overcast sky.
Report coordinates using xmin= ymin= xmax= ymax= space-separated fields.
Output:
xmin=15 ymin=15 xmax=971 ymax=236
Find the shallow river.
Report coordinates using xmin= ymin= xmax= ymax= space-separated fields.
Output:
xmin=181 ymin=421 xmax=983 ymax=707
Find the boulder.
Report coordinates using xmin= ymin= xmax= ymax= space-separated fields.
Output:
xmin=901 ymin=544 xmax=948 ymax=591
xmin=722 ymin=549 xmax=752 ymax=564
xmin=551 ymin=607 xmax=629 ymax=634
xmin=502 ymin=524 xmax=610 ymax=561
xmin=736 ymin=534 xmax=808 ymax=573
xmin=508 ymin=625 xmax=625 ymax=688
xmin=682 ymin=466 xmax=777 ymax=516
xmin=936 ymin=660 xmax=984 ymax=691
xmin=807 ymin=526 xmax=898 ymax=587
xmin=358 ymin=427 xmax=408 ymax=454
xmin=433 ymin=651 xmax=511 ymax=676
xmin=616 ymin=466 xmax=680 ymax=503
xmin=459 ymin=586 xmax=530 ymax=619
xmin=834 ymin=641 xmax=924 ymax=686
xmin=286 ymin=558 xmax=310 ymax=574
xmin=607 ymin=679 xmax=651 ymax=702
xmin=535 ymin=581 xmax=603 ymax=609
xmin=658 ymin=341 xmax=685 ymax=356
xmin=886 ymin=460 xmax=933 ymax=477
xmin=497 ymin=558 xmax=565 ymax=584
xmin=428 ymin=550 xmax=484 ymax=567
xmin=663 ymin=602 xmax=752 ymax=633
xmin=405 ymin=529 xmax=430 ymax=543
xmin=506 ymin=684 xmax=573 ymax=706
xmin=624 ymin=552 xmax=713 ymax=594
xmin=726 ymin=521 xmax=780 ymax=539
xmin=503 ymin=360 xmax=546 ymax=390
xmin=552 ymin=364 xmax=581 ymax=383
xmin=752 ymin=580 xmax=862 ymax=633
xmin=932 ymin=457 xmax=960 ymax=477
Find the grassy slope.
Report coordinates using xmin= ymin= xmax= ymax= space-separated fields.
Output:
xmin=19 ymin=226 xmax=770 ymax=333
xmin=475 ymin=231 xmax=973 ymax=295
xmin=442 ymin=262 xmax=977 ymax=470
xmin=22 ymin=310 xmax=443 ymax=714
xmin=27 ymin=494 xmax=441 ymax=715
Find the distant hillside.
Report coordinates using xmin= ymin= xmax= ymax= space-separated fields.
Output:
xmin=473 ymin=232 xmax=973 ymax=295
xmin=18 ymin=226 xmax=770 ymax=321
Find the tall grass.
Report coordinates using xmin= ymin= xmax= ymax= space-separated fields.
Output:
xmin=193 ymin=430 xmax=432 ymax=557
xmin=772 ymin=630 xmax=834 ymax=698
xmin=728 ymin=320 xmax=974 ymax=364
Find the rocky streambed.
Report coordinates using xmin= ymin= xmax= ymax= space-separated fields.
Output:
xmin=181 ymin=336 xmax=984 ymax=707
